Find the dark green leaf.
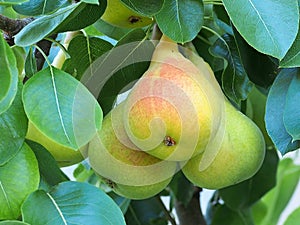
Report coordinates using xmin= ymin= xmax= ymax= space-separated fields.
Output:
xmin=0 ymin=34 xmax=18 ymax=115
xmin=15 ymin=1 xmax=106 ymax=47
xmin=155 ymin=0 xmax=204 ymax=43
xmin=121 ymin=0 xmax=163 ymax=16
xmin=233 ymin=26 xmax=278 ymax=89
xmin=0 ymin=82 xmax=27 ymax=165
xmin=210 ymin=34 xmax=253 ymax=104
xmin=109 ymin=192 xmax=131 ymax=214
xmin=26 ymin=140 xmax=68 ymax=190
xmin=256 ymin=158 xmax=300 ymax=225
xmin=0 ymin=143 xmax=39 ymax=220
xmin=223 ymin=0 xmax=299 ymax=59
xmin=283 ymin=73 xmax=300 ymax=140
xmin=13 ymin=0 xmax=71 ymax=16
xmin=63 ymin=34 xmax=113 ymax=80
xmin=219 ymin=148 xmax=279 ymax=210
xmin=265 ymin=68 xmax=300 ymax=154
xmin=24 ymin=47 xmax=37 ymax=78
xmin=125 ymin=197 xmax=168 ymax=225
xmin=22 ymin=67 xmax=103 ymax=150
xmin=11 ymin=46 xmax=26 ymax=78
xmin=168 ymin=171 xmax=194 ymax=208
xmin=22 ymin=181 xmax=126 ymax=225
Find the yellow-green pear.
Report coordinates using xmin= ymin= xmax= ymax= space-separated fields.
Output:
xmin=181 ymin=100 xmax=266 ymax=189
xmin=26 ymin=121 xmax=86 ymax=167
xmin=88 ymin=102 xmax=177 ymax=200
xmin=123 ymin=35 xmax=225 ymax=161
xmin=101 ymin=0 xmax=153 ymax=28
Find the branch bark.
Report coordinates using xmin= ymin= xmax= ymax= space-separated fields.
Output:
xmin=175 ymin=187 xmax=207 ymax=225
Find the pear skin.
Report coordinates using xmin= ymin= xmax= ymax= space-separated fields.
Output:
xmin=123 ymin=35 xmax=225 ymax=161
xmin=101 ymin=0 xmax=153 ymax=28
xmin=88 ymin=102 xmax=177 ymax=199
xmin=181 ymin=100 xmax=266 ymax=190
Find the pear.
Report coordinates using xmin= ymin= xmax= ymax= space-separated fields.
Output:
xmin=101 ymin=0 xmax=153 ymax=28
xmin=181 ymin=100 xmax=266 ymax=189
xmin=123 ymin=35 xmax=226 ymax=161
xmin=26 ymin=121 xmax=86 ymax=167
xmin=88 ymin=102 xmax=177 ymax=200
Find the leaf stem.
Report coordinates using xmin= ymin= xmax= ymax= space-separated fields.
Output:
xmin=155 ymin=195 xmax=177 ymax=225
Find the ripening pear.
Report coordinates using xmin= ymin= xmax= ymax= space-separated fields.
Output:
xmin=123 ymin=35 xmax=225 ymax=161
xmin=101 ymin=0 xmax=153 ymax=28
xmin=181 ymin=100 xmax=266 ymax=189
xmin=88 ymin=102 xmax=177 ymax=200
xmin=26 ymin=121 xmax=86 ymax=167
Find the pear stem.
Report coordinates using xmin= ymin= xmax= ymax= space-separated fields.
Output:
xmin=175 ymin=187 xmax=207 ymax=225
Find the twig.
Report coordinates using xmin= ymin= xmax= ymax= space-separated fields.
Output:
xmin=155 ymin=195 xmax=177 ymax=225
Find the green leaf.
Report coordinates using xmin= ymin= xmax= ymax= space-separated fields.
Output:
xmin=168 ymin=171 xmax=194 ymax=208
xmin=93 ymin=19 xmax=131 ymax=40
xmin=155 ymin=0 xmax=204 ymax=43
xmin=24 ymin=47 xmax=37 ymax=78
xmin=0 ymin=0 xmax=28 ymax=5
xmin=283 ymin=73 xmax=300 ymax=141
xmin=223 ymin=0 xmax=299 ymax=59
xmin=0 ymin=221 xmax=30 ymax=225
xmin=13 ymin=0 xmax=71 ymax=16
xmin=11 ymin=46 xmax=26 ymax=78
xmin=15 ymin=1 xmax=106 ymax=47
xmin=280 ymin=25 xmax=300 ymax=67
xmin=63 ymin=34 xmax=113 ymax=80
xmin=219 ymin=148 xmax=279 ymax=210
xmin=0 ymin=143 xmax=39 ymax=220
xmin=109 ymin=192 xmax=131 ymax=214
xmin=125 ymin=197 xmax=168 ymax=225
xmin=22 ymin=67 xmax=103 ymax=150
xmin=0 ymin=34 xmax=18 ymax=115
xmin=232 ymin=26 xmax=278 ymax=89
xmin=265 ymin=68 xmax=300 ymax=154
xmin=283 ymin=207 xmax=300 ymax=225
xmin=0 ymin=82 xmax=27 ymax=166
xmin=121 ymin=0 xmax=163 ymax=16
xmin=210 ymin=33 xmax=253 ymax=104
xmin=22 ymin=181 xmax=126 ymax=225
xmin=26 ymin=140 xmax=68 ymax=190
xmin=258 ymin=158 xmax=300 ymax=225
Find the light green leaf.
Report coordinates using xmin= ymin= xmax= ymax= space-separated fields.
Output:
xmin=11 ymin=46 xmax=26 ymax=78
xmin=13 ymin=0 xmax=71 ymax=16
xmin=22 ymin=67 xmax=102 ymax=150
xmin=155 ymin=0 xmax=204 ymax=43
xmin=15 ymin=1 xmax=105 ymax=47
xmin=0 ymin=0 xmax=28 ymax=5
xmin=121 ymin=0 xmax=163 ymax=16
xmin=283 ymin=207 xmax=300 ymax=225
xmin=81 ymin=0 xmax=99 ymax=4
xmin=223 ymin=0 xmax=299 ymax=59
xmin=280 ymin=25 xmax=300 ymax=67
xmin=0 ymin=34 xmax=18 ymax=115
xmin=0 ymin=221 xmax=30 ymax=225
xmin=0 ymin=143 xmax=39 ymax=220
xmin=22 ymin=181 xmax=126 ymax=225
xmin=0 ymin=83 xmax=27 ymax=166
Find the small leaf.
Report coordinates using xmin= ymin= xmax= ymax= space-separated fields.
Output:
xmin=22 ymin=181 xmax=126 ymax=225
xmin=0 ymin=0 xmax=28 ymax=5
xmin=24 ymin=47 xmax=37 ymax=78
xmin=283 ymin=207 xmax=300 ymax=225
xmin=22 ymin=67 xmax=103 ymax=150
xmin=210 ymin=34 xmax=253 ymax=104
xmin=109 ymin=192 xmax=131 ymax=214
xmin=15 ymin=1 xmax=106 ymax=47
xmin=283 ymin=73 xmax=300 ymax=140
xmin=0 ymin=221 xmax=30 ymax=225
xmin=93 ymin=19 xmax=132 ymax=40
xmin=223 ymin=0 xmax=299 ymax=59
xmin=0 ymin=34 xmax=18 ymax=115
xmin=13 ymin=0 xmax=71 ymax=16
xmin=0 ymin=143 xmax=39 ymax=220
xmin=26 ymin=140 xmax=69 ymax=190
xmin=11 ymin=46 xmax=26 ymax=78
xmin=265 ymin=68 xmax=300 ymax=154
xmin=63 ymin=34 xmax=113 ymax=80
xmin=81 ymin=0 xmax=99 ymax=4
xmin=121 ymin=0 xmax=163 ymax=16
xmin=280 ymin=25 xmax=300 ymax=67
xmin=155 ymin=0 xmax=204 ymax=43
xmin=0 ymin=82 xmax=27 ymax=165
xmin=219 ymin=148 xmax=279 ymax=210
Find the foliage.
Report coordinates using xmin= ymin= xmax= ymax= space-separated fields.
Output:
xmin=0 ymin=0 xmax=300 ymax=224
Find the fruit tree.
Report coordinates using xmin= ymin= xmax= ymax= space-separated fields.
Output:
xmin=0 ymin=0 xmax=300 ymax=225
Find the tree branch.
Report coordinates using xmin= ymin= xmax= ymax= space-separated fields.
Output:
xmin=175 ymin=187 xmax=207 ymax=225
xmin=156 ymin=195 xmax=177 ymax=225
